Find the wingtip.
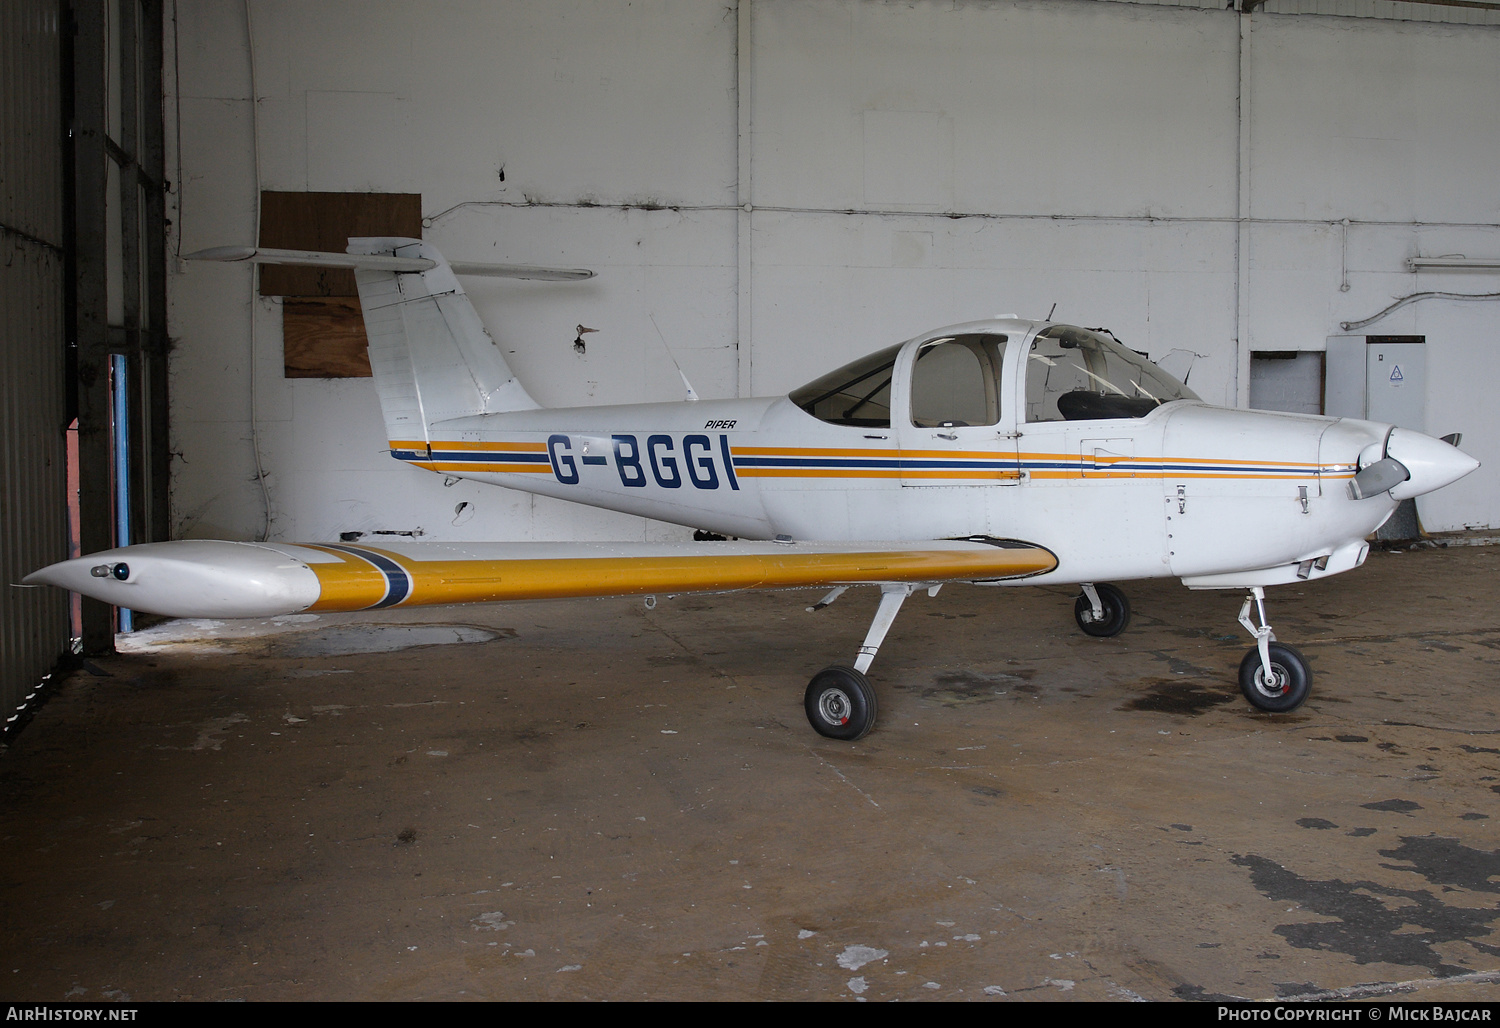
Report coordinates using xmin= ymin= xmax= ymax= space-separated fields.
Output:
xmin=183 ymin=245 xmax=257 ymax=262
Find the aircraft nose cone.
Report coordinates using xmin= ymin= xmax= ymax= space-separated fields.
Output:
xmin=1386 ymin=428 xmax=1480 ymax=500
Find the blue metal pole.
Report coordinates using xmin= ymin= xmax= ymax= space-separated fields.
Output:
xmin=111 ymin=353 xmax=132 ymax=633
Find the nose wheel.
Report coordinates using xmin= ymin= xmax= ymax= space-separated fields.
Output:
xmin=1238 ymin=642 xmax=1310 ymax=712
xmin=1075 ymin=582 xmax=1130 ymax=637
xmin=1236 ymin=587 xmax=1312 ymax=712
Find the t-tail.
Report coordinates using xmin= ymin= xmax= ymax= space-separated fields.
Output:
xmin=350 ymin=236 xmax=550 ymax=457
xmin=185 ymin=237 xmax=594 ymax=454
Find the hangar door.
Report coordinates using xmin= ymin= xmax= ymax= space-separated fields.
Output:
xmin=2 ymin=0 xmax=169 ymax=731
xmin=1 ymin=2 xmax=69 ymax=724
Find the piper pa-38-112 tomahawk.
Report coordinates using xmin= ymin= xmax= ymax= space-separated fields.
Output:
xmin=27 ymin=237 xmax=1480 ymax=740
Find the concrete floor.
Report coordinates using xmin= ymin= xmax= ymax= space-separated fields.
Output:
xmin=3 ymin=544 xmax=1500 ymax=1002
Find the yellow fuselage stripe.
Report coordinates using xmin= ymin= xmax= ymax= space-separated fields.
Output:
xmin=391 ymin=439 xmax=547 ymax=452
xmin=406 ymin=462 xmax=553 ymax=474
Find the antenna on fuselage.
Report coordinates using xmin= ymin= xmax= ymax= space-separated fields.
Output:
xmin=1047 ymin=302 xmax=1058 ymax=321
xmin=648 ymin=312 xmax=700 ymax=402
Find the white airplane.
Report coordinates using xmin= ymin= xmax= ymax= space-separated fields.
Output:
xmin=26 ymin=237 xmax=1480 ymax=740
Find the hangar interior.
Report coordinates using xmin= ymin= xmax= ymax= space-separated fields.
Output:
xmin=4 ymin=0 xmax=1500 ymax=1003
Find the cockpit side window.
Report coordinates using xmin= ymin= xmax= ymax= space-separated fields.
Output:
xmin=790 ymin=343 xmax=902 ymax=427
xmin=909 ymin=335 xmax=1006 ymax=427
xmin=1025 ymin=326 xmax=1198 ymax=422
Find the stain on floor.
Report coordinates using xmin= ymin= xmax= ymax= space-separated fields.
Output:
xmin=1121 ymin=678 xmax=1234 ymax=715
xmin=1232 ymin=850 xmax=1500 ymax=976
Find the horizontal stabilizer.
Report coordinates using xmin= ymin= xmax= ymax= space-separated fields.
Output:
xmin=184 ymin=245 xmax=594 ymax=280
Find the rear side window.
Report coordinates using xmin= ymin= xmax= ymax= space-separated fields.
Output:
xmin=790 ymin=343 xmax=903 ymax=427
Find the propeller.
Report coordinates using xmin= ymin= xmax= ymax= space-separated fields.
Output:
xmin=1349 ymin=428 xmax=1402 ymax=500
xmin=1347 ymin=429 xmax=1476 ymax=500
xmin=1348 ymin=456 xmax=1409 ymax=500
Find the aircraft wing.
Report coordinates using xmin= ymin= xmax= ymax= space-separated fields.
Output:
xmin=23 ymin=537 xmax=1057 ymax=620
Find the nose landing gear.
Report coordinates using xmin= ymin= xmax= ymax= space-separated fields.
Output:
xmin=1075 ymin=582 xmax=1131 ymax=637
xmin=1236 ymin=586 xmax=1311 ymax=712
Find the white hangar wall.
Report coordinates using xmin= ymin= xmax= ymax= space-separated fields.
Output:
xmin=166 ymin=0 xmax=1500 ymax=543
xmin=744 ymin=1 xmax=1242 ymax=397
xmin=1244 ymin=12 xmax=1500 ymax=532
xmin=168 ymin=0 xmax=740 ymax=544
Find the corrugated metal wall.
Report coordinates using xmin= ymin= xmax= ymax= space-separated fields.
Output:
xmin=1 ymin=1 xmax=70 ymax=724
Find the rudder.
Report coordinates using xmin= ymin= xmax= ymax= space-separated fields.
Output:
xmin=348 ymin=237 xmax=541 ymax=452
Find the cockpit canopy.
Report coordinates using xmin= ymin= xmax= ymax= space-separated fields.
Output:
xmin=790 ymin=324 xmax=1197 ymax=428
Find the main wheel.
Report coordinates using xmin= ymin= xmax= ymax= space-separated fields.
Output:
xmin=1074 ymin=583 xmax=1130 ymax=638
xmin=1238 ymin=643 xmax=1311 ymax=713
xmin=805 ymin=665 xmax=877 ymax=741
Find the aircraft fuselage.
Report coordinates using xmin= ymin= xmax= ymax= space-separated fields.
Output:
xmin=391 ymin=319 xmax=1468 ymax=592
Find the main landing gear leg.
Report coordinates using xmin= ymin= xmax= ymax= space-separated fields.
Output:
xmin=1236 ymin=586 xmax=1311 ymax=713
xmin=804 ymin=583 xmax=912 ymax=741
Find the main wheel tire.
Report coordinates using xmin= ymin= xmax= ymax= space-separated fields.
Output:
xmin=805 ymin=665 xmax=877 ymax=741
xmin=1074 ymin=583 xmax=1130 ymax=638
xmin=1238 ymin=642 xmax=1311 ymax=713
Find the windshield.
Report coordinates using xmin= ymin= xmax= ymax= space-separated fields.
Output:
xmin=1025 ymin=325 xmax=1198 ymax=422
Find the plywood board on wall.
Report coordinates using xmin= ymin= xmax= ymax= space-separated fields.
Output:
xmin=258 ymin=192 xmax=420 ymax=377
xmin=258 ymin=192 xmax=421 ymax=296
xmin=283 ymin=298 xmax=372 ymax=378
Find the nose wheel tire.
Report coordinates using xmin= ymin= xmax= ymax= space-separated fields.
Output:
xmin=1238 ymin=643 xmax=1311 ymax=713
xmin=1074 ymin=583 xmax=1130 ymax=638
xmin=805 ymin=665 xmax=877 ymax=741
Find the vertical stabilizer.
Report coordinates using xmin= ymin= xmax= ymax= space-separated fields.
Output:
xmin=348 ymin=237 xmax=540 ymax=450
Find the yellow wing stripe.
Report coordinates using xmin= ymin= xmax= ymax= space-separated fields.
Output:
xmin=301 ymin=546 xmax=392 ymax=610
xmin=303 ymin=546 xmax=1059 ymax=611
